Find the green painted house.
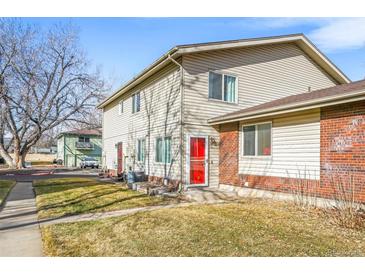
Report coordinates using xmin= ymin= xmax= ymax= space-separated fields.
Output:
xmin=57 ymin=128 xmax=102 ymax=167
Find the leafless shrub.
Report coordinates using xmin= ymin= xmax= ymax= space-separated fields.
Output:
xmin=285 ymin=168 xmax=319 ymax=209
xmin=325 ymin=173 xmax=365 ymax=229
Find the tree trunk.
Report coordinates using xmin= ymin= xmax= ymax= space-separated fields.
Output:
xmin=0 ymin=146 xmax=15 ymax=168
xmin=19 ymin=152 xmax=27 ymax=169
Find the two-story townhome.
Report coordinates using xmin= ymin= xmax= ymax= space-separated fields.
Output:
xmin=98 ymin=34 xmax=365 ymax=202
xmin=57 ymin=128 xmax=102 ymax=167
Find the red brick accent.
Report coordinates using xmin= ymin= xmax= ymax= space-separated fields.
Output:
xmin=218 ymin=122 xmax=321 ymax=197
xmin=320 ymin=100 xmax=365 ymax=202
xmin=238 ymin=174 xmax=320 ymax=195
xmin=218 ymin=100 xmax=365 ymax=203
xmin=219 ymin=122 xmax=240 ymax=185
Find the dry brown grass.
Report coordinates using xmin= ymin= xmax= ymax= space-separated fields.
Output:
xmin=41 ymin=199 xmax=365 ymax=256
xmin=34 ymin=177 xmax=180 ymax=219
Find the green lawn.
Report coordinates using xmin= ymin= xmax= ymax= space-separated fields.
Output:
xmin=34 ymin=177 xmax=180 ymax=219
xmin=0 ymin=180 xmax=16 ymax=205
xmin=41 ymin=199 xmax=365 ymax=256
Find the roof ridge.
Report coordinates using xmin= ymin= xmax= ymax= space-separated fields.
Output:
xmin=175 ymin=33 xmax=305 ymax=49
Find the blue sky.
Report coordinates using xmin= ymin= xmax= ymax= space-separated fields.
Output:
xmin=23 ymin=18 xmax=365 ymax=91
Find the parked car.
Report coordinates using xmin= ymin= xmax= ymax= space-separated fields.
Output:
xmin=80 ymin=157 xmax=99 ymax=169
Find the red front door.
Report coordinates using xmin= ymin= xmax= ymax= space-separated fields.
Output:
xmin=117 ymin=142 xmax=123 ymax=175
xmin=189 ymin=137 xmax=207 ymax=185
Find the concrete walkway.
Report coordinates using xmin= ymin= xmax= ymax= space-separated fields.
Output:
xmin=0 ymin=181 xmax=43 ymax=256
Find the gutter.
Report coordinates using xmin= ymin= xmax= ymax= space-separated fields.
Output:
xmin=208 ymin=89 xmax=365 ymax=125
xmin=167 ymin=54 xmax=185 ymax=191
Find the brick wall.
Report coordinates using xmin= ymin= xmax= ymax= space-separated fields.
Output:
xmin=219 ymin=122 xmax=240 ymax=185
xmin=320 ymin=100 xmax=365 ymax=202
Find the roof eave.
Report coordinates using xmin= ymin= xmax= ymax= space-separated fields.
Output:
xmin=98 ymin=33 xmax=350 ymax=109
xmin=177 ymin=34 xmax=349 ymax=85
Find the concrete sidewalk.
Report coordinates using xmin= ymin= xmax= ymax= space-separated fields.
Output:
xmin=0 ymin=181 xmax=43 ymax=256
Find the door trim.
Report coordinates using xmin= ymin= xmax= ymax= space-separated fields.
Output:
xmin=186 ymin=135 xmax=209 ymax=187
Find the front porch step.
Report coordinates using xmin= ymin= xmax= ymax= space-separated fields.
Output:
xmin=184 ymin=187 xmax=240 ymax=203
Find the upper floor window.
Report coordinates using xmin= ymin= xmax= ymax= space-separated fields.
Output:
xmin=155 ymin=136 xmax=171 ymax=163
xmin=137 ymin=138 xmax=145 ymax=162
xmin=118 ymin=100 xmax=124 ymax=115
xmin=78 ymin=136 xmax=90 ymax=143
xmin=208 ymin=72 xmax=237 ymax=103
xmin=132 ymin=92 xmax=141 ymax=113
xmin=243 ymin=123 xmax=271 ymax=156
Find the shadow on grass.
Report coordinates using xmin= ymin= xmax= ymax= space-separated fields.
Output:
xmin=40 ymin=194 xmax=149 ymax=219
xmin=39 ymin=187 xmax=131 ymax=211
xmin=34 ymin=182 xmax=105 ymax=195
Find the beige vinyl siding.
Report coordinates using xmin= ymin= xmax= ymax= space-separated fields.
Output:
xmin=238 ymin=109 xmax=320 ymax=180
xmin=182 ymin=42 xmax=336 ymax=186
xmin=182 ymin=42 xmax=337 ymax=125
xmin=102 ymin=62 xmax=182 ymax=180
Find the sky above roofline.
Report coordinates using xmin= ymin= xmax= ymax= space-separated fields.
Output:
xmin=20 ymin=18 xmax=365 ymax=93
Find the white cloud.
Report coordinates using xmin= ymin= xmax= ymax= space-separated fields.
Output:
xmin=308 ymin=18 xmax=365 ymax=52
xmin=252 ymin=17 xmax=323 ymax=29
xmin=228 ymin=17 xmax=327 ymax=30
xmin=229 ymin=17 xmax=365 ymax=52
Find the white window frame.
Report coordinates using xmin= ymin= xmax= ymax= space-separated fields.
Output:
xmin=155 ymin=136 xmax=172 ymax=164
xmin=136 ymin=138 xmax=145 ymax=163
xmin=118 ymin=100 xmax=124 ymax=115
xmin=208 ymin=71 xmax=238 ymax=104
xmin=132 ymin=92 xmax=141 ymax=114
xmin=242 ymin=121 xmax=272 ymax=158
xmin=78 ymin=136 xmax=90 ymax=143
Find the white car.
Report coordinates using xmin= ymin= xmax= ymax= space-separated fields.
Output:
xmin=80 ymin=157 xmax=99 ymax=169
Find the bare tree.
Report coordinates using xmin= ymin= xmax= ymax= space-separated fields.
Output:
xmin=0 ymin=19 xmax=106 ymax=168
xmin=65 ymin=108 xmax=103 ymax=131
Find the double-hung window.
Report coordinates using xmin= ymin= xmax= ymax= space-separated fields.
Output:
xmin=137 ymin=139 xmax=145 ymax=162
xmin=78 ymin=136 xmax=90 ymax=143
xmin=243 ymin=123 xmax=272 ymax=156
xmin=155 ymin=137 xmax=171 ymax=163
xmin=132 ymin=92 xmax=140 ymax=113
xmin=208 ymin=71 xmax=237 ymax=103
xmin=118 ymin=100 xmax=124 ymax=115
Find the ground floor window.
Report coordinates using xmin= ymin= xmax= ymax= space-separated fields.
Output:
xmin=137 ymin=138 xmax=145 ymax=162
xmin=155 ymin=136 xmax=171 ymax=163
xmin=243 ymin=122 xmax=272 ymax=156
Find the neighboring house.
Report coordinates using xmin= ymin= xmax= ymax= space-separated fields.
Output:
xmin=57 ymin=129 xmax=102 ymax=167
xmin=98 ymin=34 xmax=365 ymax=202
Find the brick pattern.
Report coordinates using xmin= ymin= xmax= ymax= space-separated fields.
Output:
xmin=219 ymin=122 xmax=240 ymax=185
xmin=237 ymin=174 xmax=320 ymax=195
xmin=320 ymin=100 xmax=365 ymax=202
xmin=218 ymin=100 xmax=365 ymax=202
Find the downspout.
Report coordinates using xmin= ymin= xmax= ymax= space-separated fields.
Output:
xmin=168 ymin=54 xmax=184 ymax=192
